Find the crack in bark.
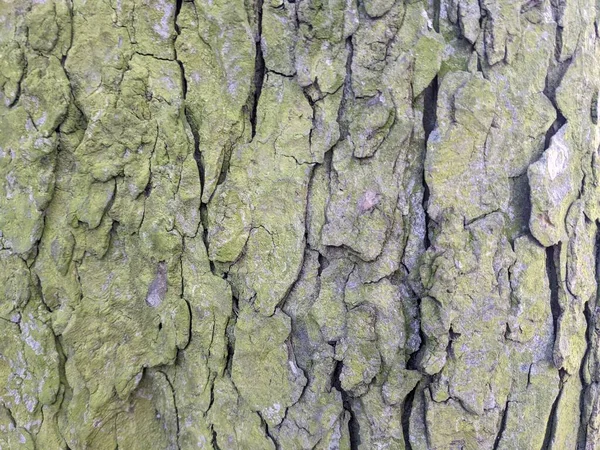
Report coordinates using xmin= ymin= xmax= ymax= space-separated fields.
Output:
xmin=576 ymin=224 xmax=600 ymax=448
xmin=159 ymin=370 xmax=181 ymax=450
xmin=331 ymin=360 xmax=361 ymax=450
xmin=546 ymin=245 xmax=561 ymax=351
xmin=250 ymin=0 xmax=266 ymax=139
xmin=336 ymin=36 xmax=355 ymax=141
xmin=493 ymin=400 xmax=510 ymax=450
xmin=224 ymin=295 xmax=238 ymax=378
xmin=402 ymin=384 xmax=418 ymax=450
xmin=421 ymin=75 xmax=438 ymax=250
xmin=542 ymin=369 xmax=567 ymax=449
xmin=257 ymin=411 xmax=280 ymax=450
xmin=211 ymin=426 xmax=221 ymax=450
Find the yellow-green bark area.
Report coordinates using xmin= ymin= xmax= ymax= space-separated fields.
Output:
xmin=2 ymin=0 xmax=600 ymax=449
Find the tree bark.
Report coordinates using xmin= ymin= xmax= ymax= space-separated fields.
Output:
xmin=1 ymin=0 xmax=599 ymax=448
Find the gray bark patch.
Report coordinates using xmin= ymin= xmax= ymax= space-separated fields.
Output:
xmin=146 ymin=261 xmax=167 ymax=307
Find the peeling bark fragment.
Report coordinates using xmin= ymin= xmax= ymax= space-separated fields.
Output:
xmin=0 ymin=42 xmax=25 ymax=106
xmin=262 ymin=0 xmax=297 ymax=76
xmin=528 ymin=124 xmax=580 ymax=247
xmin=232 ymin=307 xmax=307 ymax=427
xmin=426 ymin=71 xmax=508 ymax=222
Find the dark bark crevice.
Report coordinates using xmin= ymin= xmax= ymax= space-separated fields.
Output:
xmin=493 ymin=400 xmax=510 ymax=450
xmin=258 ymin=412 xmax=280 ymax=450
xmin=546 ymin=245 xmax=561 ymax=342
xmin=336 ymin=35 xmax=355 ymax=141
xmin=421 ymin=75 xmax=438 ymax=249
xmin=541 ymin=370 xmax=567 ymax=450
xmin=543 ymin=113 xmax=567 ymax=149
xmin=224 ymin=307 xmax=237 ymax=378
xmin=422 ymin=77 xmax=438 ymax=145
xmin=211 ymin=427 xmax=221 ymax=450
xmin=250 ymin=0 xmax=266 ymax=139
xmin=576 ymin=225 xmax=600 ymax=448
xmin=401 ymin=384 xmax=418 ymax=450
xmin=332 ymin=360 xmax=361 ymax=450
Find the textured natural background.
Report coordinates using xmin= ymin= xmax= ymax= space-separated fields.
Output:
xmin=1 ymin=0 xmax=600 ymax=448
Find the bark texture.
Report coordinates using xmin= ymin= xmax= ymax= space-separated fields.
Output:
xmin=1 ymin=0 xmax=600 ymax=448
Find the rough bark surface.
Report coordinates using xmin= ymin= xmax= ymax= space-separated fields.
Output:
xmin=2 ymin=0 xmax=600 ymax=448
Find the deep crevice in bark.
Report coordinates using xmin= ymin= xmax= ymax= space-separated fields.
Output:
xmin=542 ymin=370 xmax=567 ymax=450
xmin=543 ymin=45 xmax=571 ymax=144
xmin=199 ymin=204 xmax=215 ymax=274
xmin=181 ymin=90 xmax=204 ymax=204
xmin=591 ymin=90 xmax=599 ymax=125
xmin=544 ymin=113 xmax=567 ymax=149
xmin=577 ymin=225 xmax=600 ymax=448
xmin=402 ymin=384 xmax=418 ymax=450
xmin=259 ymin=413 xmax=280 ymax=450
xmin=549 ymin=0 xmax=566 ymax=61
xmin=174 ymin=0 xmax=183 ymax=33
xmin=224 ymin=303 xmax=237 ymax=377
xmin=250 ymin=0 xmax=266 ymax=139
xmin=543 ymin=15 xmax=571 ymax=147
xmin=406 ymin=327 xmax=427 ymax=370
xmin=174 ymin=0 xmax=205 ymax=237
xmin=211 ymin=426 xmax=221 ymax=450
xmin=432 ymin=0 xmax=441 ymax=32
xmin=421 ymin=75 xmax=438 ymax=249
xmin=337 ymin=35 xmax=355 ymax=141
xmin=578 ymin=302 xmax=593 ymax=450
xmin=422 ymin=76 xmax=438 ymax=145
xmin=546 ymin=245 xmax=561 ymax=340
xmin=332 ymin=360 xmax=361 ymax=450
xmin=216 ymin=142 xmax=234 ymax=188
xmin=179 ymin=255 xmax=193 ymax=352
xmin=493 ymin=400 xmax=510 ymax=450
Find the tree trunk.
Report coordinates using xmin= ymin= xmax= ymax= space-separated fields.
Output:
xmin=1 ymin=0 xmax=599 ymax=448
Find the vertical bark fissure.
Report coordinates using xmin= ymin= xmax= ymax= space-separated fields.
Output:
xmin=543 ymin=1 xmax=571 ymax=146
xmin=422 ymin=77 xmax=439 ymax=145
xmin=224 ymin=292 xmax=239 ymax=378
xmin=211 ymin=427 xmax=221 ymax=450
xmin=257 ymin=411 xmax=280 ymax=450
xmin=493 ymin=400 xmax=510 ymax=450
xmin=160 ymin=370 xmax=181 ymax=450
xmin=179 ymin=255 xmax=193 ymax=352
xmin=401 ymin=384 xmax=418 ymax=450
xmin=337 ymin=35 xmax=355 ymax=141
xmin=174 ymin=0 xmax=205 ymax=225
xmin=250 ymin=0 xmax=266 ymax=139
xmin=549 ymin=0 xmax=565 ymax=61
xmin=421 ymin=75 xmax=438 ymax=250
xmin=432 ymin=0 xmax=441 ymax=32
xmin=546 ymin=245 xmax=561 ymax=341
xmin=577 ymin=225 xmax=600 ymax=448
xmin=332 ymin=360 xmax=361 ymax=450
xmin=174 ymin=1 xmax=215 ymax=276
xmin=577 ymin=301 xmax=593 ymax=450
xmin=541 ymin=370 xmax=566 ymax=450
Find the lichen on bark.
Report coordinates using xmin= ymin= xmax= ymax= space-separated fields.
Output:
xmin=2 ymin=0 xmax=600 ymax=448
